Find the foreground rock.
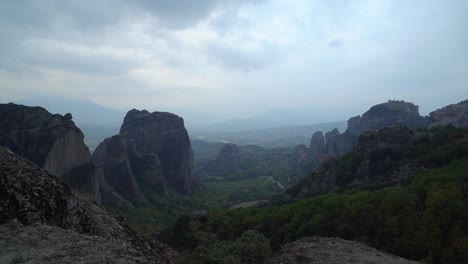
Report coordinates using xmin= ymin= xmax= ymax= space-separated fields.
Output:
xmin=0 ymin=103 xmax=98 ymax=202
xmin=0 ymin=146 xmax=173 ymax=264
xmin=275 ymin=237 xmax=419 ymax=264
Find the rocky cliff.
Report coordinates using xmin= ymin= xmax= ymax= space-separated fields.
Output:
xmin=429 ymin=99 xmax=468 ymax=128
xmin=309 ymin=100 xmax=425 ymax=162
xmin=120 ymin=109 xmax=195 ymax=194
xmin=288 ymin=126 xmax=426 ymax=198
xmin=92 ymin=109 xmax=195 ymax=208
xmin=0 ymin=146 xmax=173 ymax=264
xmin=92 ymin=135 xmax=167 ymax=208
xmin=0 ymin=103 xmax=98 ymax=202
xmin=195 ymin=143 xmax=242 ymax=178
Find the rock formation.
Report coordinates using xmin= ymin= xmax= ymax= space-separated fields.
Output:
xmin=347 ymin=100 xmax=425 ymax=135
xmin=92 ymin=109 xmax=195 ymax=208
xmin=0 ymin=103 xmax=98 ymax=202
xmin=309 ymin=100 xmax=426 ymax=160
xmin=275 ymin=237 xmax=419 ymax=264
xmin=92 ymin=135 xmax=167 ymax=208
xmin=195 ymin=143 xmax=242 ymax=178
xmin=429 ymin=99 xmax=468 ymax=128
xmin=309 ymin=131 xmax=325 ymax=158
xmin=0 ymin=146 xmax=173 ymax=264
xmin=120 ymin=109 xmax=195 ymax=194
xmin=288 ymin=126 xmax=425 ymax=198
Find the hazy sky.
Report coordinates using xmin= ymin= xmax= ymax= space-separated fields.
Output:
xmin=1 ymin=0 xmax=467 ymax=124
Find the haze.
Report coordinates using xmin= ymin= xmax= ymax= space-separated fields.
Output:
xmin=1 ymin=0 xmax=467 ymax=126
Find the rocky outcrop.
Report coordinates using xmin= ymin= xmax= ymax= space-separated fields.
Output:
xmin=195 ymin=143 xmax=242 ymax=178
xmin=92 ymin=135 xmax=168 ymax=208
xmin=309 ymin=100 xmax=425 ymax=160
xmin=0 ymin=146 xmax=173 ymax=263
xmin=347 ymin=100 xmax=425 ymax=136
xmin=309 ymin=131 xmax=325 ymax=159
xmin=92 ymin=109 xmax=195 ymax=207
xmin=288 ymin=126 xmax=425 ymax=198
xmin=429 ymin=99 xmax=468 ymax=128
xmin=120 ymin=109 xmax=195 ymax=194
xmin=0 ymin=103 xmax=98 ymax=202
xmin=275 ymin=237 xmax=419 ymax=264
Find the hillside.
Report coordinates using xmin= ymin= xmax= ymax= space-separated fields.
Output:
xmin=162 ymin=126 xmax=468 ymax=263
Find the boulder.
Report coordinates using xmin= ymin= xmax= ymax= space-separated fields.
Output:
xmin=0 ymin=146 xmax=173 ymax=264
xmin=275 ymin=237 xmax=419 ymax=264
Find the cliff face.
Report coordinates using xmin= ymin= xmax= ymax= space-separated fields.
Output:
xmin=0 ymin=146 xmax=173 ymax=264
xmin=347 ymin=100 xmax=425 ymax=136
xmin=195 ymin=143 xmax=241 ymax=178
xmin=288 ymin=126 xmax=425 ymax=198
xmin=120 ymin=109 xmax=195 ymax=194
xmin=0 ymin=103 xmax=98 ymax=202
xmin=92 ymin=135 xmax=167 ymax=208
xmin=92 ymin=109 xmax=195 ymax=208
xmin=309 ymin=101 xmax=425 ymax=161
xmin=429 ymin=99 xmax=468 ymax=128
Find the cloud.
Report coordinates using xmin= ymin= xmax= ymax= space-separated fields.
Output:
xmin=0 ymin=0 xmax=467 ymax=125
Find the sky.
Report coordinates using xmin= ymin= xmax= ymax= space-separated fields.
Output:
xmin=0 ymin=0 xmax=467 ymax=125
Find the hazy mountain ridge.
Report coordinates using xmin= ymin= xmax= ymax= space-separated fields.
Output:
xmin=17 ymin=96 xmax=125 ymax=126
xmin=191 ymin=121 xmax=347 ymax=147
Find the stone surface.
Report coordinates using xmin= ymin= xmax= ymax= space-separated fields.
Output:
xmin=0 ymin=103 xmax=98 ymax=202
xmin=0 ymin=146 xmax=173 ymax=264
xmin=195 ymin=143 xmax=242 ymax=177
xmin=120 ymin=109 xmax=196 ymax=194
xmin=275 ymin=237 xmax=420 ymax=264
xmin=429 ymin=99 xmax=468 ymax=128
xmin=309 ymin=131 xmax=325 ymax=160
xmin=92 ymin=134 xmax=167 ymax=208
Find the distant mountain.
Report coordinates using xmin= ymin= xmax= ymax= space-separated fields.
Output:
xmin=201 ymin=107 xmax=325 ymax=132
xmin=190 ymin=121 xmax=347 ymax=148
xmin=17 ymin=96 xmax=125 ymax=126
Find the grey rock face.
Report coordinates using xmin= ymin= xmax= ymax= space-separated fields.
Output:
xmin=196 ymin=143 xmax=241 ymax=177
xmin=350 ymin=100 xmax=424 ymax=135
xmin=92 ymin=135 xmax=167 ymax=208
xmin=291 ymin=126 xmax=422 ymax=198
xmin=309 ymin=100 xmax=425 ymax=161
xmin=275 ymin=237 xmax=420 ymax=264
xmin=429 ymin=99 xmax=468 ymax=128
xmin=309 ymin=131 xmax=325 ymax=159
xmin=0 ymin=103 xmax=98 ymax=202
xmin=120 ymin=109 xmax=196 ymax=194
xmin=0 ymin=146 xmax=173 ymax=264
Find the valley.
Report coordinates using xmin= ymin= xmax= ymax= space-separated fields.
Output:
xmin=2 ymin=2 xmax=467 ymax=263
xmin=1 ymin=99 xmax=467 ymax=264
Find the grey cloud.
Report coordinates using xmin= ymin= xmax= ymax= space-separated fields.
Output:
xmin=328 ymin=39 xmax=345 ymax=49
xmin=205 ymin=41 xmax=282 ymax=72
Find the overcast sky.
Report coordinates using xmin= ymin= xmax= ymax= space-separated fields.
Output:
xmin=1 ymin=0 xmax=467 ymax=124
